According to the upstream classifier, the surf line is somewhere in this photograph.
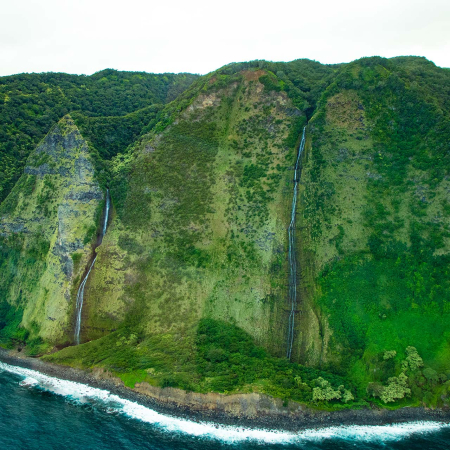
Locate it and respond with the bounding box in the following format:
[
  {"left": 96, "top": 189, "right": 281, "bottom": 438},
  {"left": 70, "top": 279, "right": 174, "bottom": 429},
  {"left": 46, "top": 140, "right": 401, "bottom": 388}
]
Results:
[
  {"left": 0, "top": 360, "right": 447, "bottom": 444},
  {"left": 74, "top": 188, "right": 111, "bottom": 345}
]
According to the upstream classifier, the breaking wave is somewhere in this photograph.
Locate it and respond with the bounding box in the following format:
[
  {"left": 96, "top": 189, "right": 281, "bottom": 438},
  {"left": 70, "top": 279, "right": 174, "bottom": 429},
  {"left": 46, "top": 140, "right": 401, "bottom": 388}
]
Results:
[{"left": 0, "top": 361, "right": 447, "bottom": 445}]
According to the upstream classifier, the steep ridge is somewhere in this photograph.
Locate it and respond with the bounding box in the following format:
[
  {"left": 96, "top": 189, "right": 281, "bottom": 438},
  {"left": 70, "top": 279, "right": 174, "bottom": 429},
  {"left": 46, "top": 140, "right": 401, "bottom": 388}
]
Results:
[
  {"left": 78, "top": 68, "right": 307, "bottom": 351},
  {"left": 1, "top": 57, "right": 450, "bottom": 410},
  {"left": 0, "top": 70, "right": 199, "bottom": 203},
  {"left": 43, "top": 68, "right": 358, "bottom": 404},
  {"left": 0, "top": 116, "right": 104, "bottom": 349}
]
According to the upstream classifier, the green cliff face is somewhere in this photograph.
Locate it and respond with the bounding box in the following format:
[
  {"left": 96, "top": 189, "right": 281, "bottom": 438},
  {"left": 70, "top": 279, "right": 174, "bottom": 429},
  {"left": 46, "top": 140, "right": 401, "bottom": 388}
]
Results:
[
  {"left": 297, "top": 57, "right": 450, "bottom": 398},
  {"left": 2, "top": 57, "right": 450, "bottom": 409},
  {"left": 81, "top": 69, "right": 305, "bottom": 351},
  {"left": 0, "top": 116, "right": 103, "bottom": 349},
  {"left": 0, "top": 70, "right": 199, "bottom": 203}
]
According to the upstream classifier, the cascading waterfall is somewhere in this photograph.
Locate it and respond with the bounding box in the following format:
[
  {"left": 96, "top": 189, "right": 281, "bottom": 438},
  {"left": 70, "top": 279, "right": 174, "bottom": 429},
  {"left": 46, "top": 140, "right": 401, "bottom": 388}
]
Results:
[
  {"left": 74, "top": 257, "right": 97, "bottom": 345},
  {"left": 101, "top": 188, "right": 110, "bottom": 240},
  {"left": 286, "top": 127, "right": 306, "bottom": 360},
  {"left": 74, "top": 189, "right": 110, "bottom": 345}
]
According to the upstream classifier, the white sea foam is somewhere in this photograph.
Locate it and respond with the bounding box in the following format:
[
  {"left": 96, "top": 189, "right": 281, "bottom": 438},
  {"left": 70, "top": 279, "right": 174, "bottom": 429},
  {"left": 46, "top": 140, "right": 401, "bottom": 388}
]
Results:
[{"left": 0, "top": 361, "right": 447, "bottom": 444}]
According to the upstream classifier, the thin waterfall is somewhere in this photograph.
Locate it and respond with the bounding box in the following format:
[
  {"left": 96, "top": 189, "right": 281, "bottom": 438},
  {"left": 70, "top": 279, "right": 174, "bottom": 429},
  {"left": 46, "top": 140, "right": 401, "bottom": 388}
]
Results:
[
  {"left": 74, "top": 257, "right": 96, "bottom": 345},
  {"left": 286, "top": 127, "right": 306, "bottom": 360},
  {"left": 101, "top": 188, "right": 110, "bottom": 242},
  {"left": 74, "top": 189, "right": 110, "bottom": 345}
]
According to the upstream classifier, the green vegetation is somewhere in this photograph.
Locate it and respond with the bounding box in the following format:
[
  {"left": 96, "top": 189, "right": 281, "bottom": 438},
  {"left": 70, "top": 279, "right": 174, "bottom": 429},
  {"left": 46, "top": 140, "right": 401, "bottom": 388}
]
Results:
[
  {"left": 93, "top": 65, "right": 306, "bottom": 356},
  {"left": 71, "top": 105, "right": 163, "bottom": 159},
  {"left": 46, "top": 316, "right": 450, "bottom": 408},
  {"left": 0, "top": 233, "right": 47, "bottom": 352},
  {"left": 299, "top": 56, "right": 450, "bottom": 407},
  {"left": 215, "top": 59, "right": 337, "bottom": 116},
  {"left": 2, "top": 56, "right": 450, "bottom": 411},
  {"left": 0, "top": 116, "right": 105, "bottom": 346},
  {"left": 0, "top": 70, "right": 199, "bottom": 202},
  {"left": 46, "top": 319, "right": 354, "bottom": 408}
]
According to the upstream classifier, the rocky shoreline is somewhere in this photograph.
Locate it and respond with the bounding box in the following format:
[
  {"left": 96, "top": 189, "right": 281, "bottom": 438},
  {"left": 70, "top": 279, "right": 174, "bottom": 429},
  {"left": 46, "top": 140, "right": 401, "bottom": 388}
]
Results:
[{"left": 0, "top": 348, "right": 449, "bottom": 432}]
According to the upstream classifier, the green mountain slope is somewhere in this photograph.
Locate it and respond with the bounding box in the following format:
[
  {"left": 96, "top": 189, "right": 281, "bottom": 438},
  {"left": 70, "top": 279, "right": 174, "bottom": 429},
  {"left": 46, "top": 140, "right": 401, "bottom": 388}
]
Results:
[
  {"left": 297, "top": 56, "right": 450, "bottom": 402},
  {"left": 85, "top": 68, "right": 306, "bottom": 350},
  {"left": 71, "top": 105, "right": 162, "bottom": 160},
  {"left": 1, "top": 57, "right": 450, "bottom": 410},
  {"left": 0, "top": 70, "right": 199, "bottom": 202},
  {"left": 0, "top": 116, "right": 104, "bottom": 350}
]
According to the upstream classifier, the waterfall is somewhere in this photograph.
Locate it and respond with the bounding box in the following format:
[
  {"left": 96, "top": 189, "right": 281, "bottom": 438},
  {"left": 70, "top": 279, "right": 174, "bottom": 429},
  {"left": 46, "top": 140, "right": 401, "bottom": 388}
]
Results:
[
  {"left": 100, "top": 188, "right": 110, "bottom": 243},
  {"left": 74, "top": 189, "right": 110, "bottom": 345},
  {"left": 74, "top": 256, "right": 96, "bottom": 345},
  {"left": 286, "top": 127, "right": 306, "bottom": 360}
]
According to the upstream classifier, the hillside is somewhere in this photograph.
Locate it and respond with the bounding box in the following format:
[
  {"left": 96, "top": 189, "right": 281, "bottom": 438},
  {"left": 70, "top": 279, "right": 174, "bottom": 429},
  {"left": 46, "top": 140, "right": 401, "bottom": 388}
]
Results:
[
  {"left": 0, "top": 116, "right": 103, "bottom": 350},
  {"left": 0, "top": 70, "right": 199, "bottom": 203},
  {"left": 1, "top": 57, "right": 450, "bottom": 410}
]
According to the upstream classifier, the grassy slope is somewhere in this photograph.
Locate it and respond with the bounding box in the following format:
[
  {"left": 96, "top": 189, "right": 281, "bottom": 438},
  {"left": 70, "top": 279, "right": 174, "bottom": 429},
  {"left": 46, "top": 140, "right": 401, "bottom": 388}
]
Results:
[
  {"left": 0, "top": 116, "right": 104, "bottom": 349},
  {"left": 46, "top": 69, "right": 360, "bottom": 406},
  {"left": 78, "top": 69, "right": 305, "bottom": 351}
]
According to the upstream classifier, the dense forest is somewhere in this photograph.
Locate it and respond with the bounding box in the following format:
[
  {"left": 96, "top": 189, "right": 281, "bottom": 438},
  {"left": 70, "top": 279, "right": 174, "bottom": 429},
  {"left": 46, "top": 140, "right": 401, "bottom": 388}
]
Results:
[{"left": 1, "top": 56, "right": 450, "bottom": 411}]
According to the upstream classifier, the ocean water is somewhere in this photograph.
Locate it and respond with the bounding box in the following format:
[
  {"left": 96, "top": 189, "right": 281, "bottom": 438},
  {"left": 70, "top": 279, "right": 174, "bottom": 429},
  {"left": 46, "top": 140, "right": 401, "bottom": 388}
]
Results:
[{"left": 0, "top": 362, "right": 449, "bottom": 449}]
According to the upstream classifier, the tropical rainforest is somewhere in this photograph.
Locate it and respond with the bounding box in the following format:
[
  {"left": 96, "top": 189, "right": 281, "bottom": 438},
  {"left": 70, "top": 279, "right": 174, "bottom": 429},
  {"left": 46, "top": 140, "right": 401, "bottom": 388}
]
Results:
[{"left": 1, "top": 57, "right": 450, "bottom": 411}]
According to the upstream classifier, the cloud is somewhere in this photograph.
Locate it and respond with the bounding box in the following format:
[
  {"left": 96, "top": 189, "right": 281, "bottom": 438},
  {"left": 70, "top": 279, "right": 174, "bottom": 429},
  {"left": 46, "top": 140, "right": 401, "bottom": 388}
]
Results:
[{"left": 1, "top": 0, "right": 449, "bottom": 76}]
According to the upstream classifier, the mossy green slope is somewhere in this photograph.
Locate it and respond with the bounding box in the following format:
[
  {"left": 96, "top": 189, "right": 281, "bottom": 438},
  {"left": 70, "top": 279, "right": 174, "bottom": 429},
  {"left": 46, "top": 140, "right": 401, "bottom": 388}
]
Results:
[
  {"left": 45, "top": 68, "right": 361, "bottom": 407},
  {"left": 297, "top": 56, "right": 450, "bottom": 403},
  {"left": 3, "top": 56, "right": 450, "bottom": 410},
  {"left": 0, "top": 115, "right": 104, "bottom": 348}
]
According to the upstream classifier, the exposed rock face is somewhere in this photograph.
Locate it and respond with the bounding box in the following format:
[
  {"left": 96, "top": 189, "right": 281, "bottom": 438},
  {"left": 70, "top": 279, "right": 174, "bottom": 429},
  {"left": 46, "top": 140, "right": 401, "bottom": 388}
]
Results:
[
  {"left": 0, "top": 116, "right": 103, "bottom": 344},
  {"left": 0, "top": 220, "right": 28, "bottom": 236},
  {"left": 133, "top": 381, "right": 299, "bottom": 418}
]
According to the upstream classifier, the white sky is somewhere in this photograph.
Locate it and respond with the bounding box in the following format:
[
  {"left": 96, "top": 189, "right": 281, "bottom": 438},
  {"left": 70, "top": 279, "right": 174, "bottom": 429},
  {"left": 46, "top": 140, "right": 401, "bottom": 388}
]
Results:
[{"left": 1, "top": 0, "right": 450, "bottom": 76}]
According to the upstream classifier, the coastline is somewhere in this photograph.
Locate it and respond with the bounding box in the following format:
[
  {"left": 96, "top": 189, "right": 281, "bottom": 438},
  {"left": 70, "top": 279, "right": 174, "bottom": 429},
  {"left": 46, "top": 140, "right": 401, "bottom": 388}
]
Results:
[{"left": 0, "top": 348, "right": 449, "bottom": 432}]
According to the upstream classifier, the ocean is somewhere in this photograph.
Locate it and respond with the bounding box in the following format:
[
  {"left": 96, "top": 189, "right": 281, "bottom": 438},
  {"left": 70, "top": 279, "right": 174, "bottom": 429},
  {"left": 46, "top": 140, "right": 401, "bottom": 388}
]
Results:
[{"left": 0, "top": 361, "right": 449, "bottom": 450}]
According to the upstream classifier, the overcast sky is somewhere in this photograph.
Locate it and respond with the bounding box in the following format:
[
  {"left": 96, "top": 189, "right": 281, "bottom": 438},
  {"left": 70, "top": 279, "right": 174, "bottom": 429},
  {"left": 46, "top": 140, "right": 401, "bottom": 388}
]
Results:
[{"left": 1, "top": 0, "right": 449, "bottom": 76}]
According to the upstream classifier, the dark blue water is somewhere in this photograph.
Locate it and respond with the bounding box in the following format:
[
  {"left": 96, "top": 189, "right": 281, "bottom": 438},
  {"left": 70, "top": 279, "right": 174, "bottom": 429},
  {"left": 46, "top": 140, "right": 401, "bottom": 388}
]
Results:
[{"left": 0, "top": 362, "right": 449, "bottom": 449}]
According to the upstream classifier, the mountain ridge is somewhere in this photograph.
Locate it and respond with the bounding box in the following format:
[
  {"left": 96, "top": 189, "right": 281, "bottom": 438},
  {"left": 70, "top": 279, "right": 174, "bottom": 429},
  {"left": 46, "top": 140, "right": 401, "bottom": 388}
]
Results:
[
  {"left": 0, "top": 69, "right": 200, "bottom": 202},
  {"left": 1, "top": 56, "right": 450, "bottom": 410}
]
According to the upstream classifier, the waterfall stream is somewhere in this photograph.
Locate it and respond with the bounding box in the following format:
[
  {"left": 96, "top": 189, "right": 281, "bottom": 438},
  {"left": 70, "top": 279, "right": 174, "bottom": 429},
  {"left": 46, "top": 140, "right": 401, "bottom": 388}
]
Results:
[
  {"left": 286, "top": 127, "right": 306, "bottom": 360},
  {"left": 74, "top": 189, "right": 110, "bottom": 345}
]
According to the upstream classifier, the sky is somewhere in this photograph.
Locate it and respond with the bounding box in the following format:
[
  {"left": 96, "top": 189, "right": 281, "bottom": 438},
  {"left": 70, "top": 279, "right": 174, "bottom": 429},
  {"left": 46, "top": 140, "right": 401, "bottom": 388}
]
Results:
[{"left": 1, "top": 0, "right": 450, "bottom": 76}]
